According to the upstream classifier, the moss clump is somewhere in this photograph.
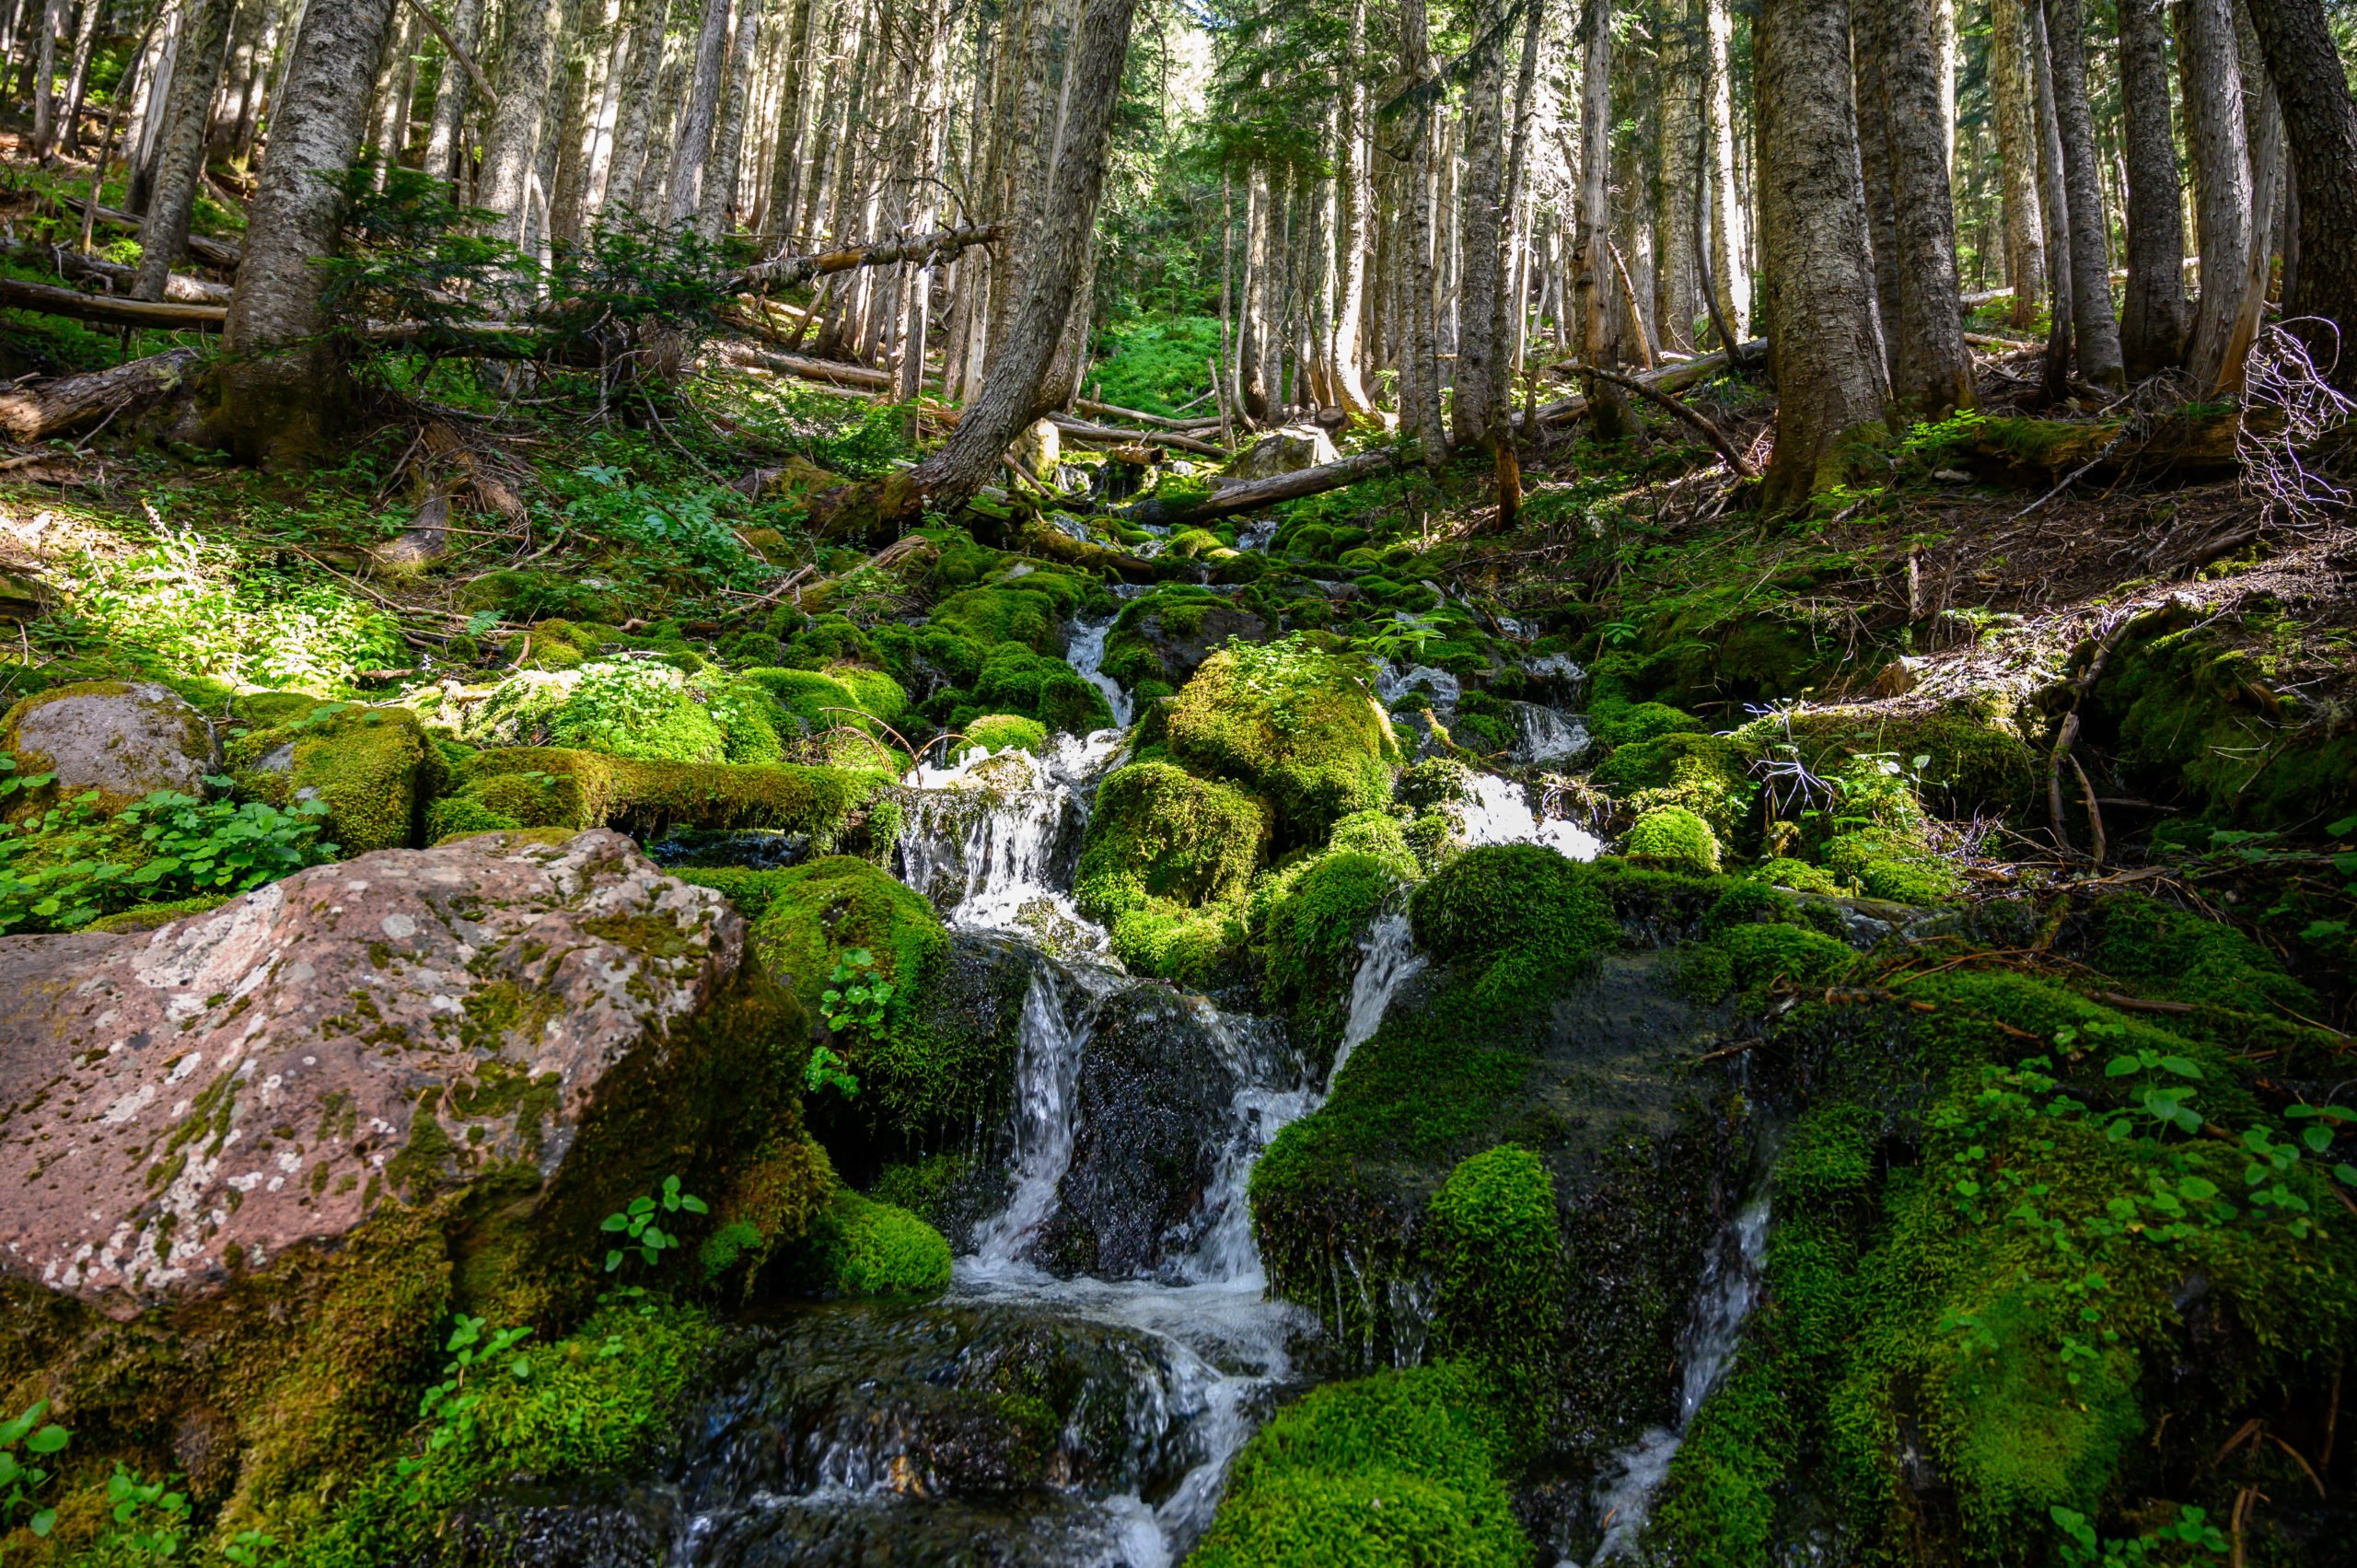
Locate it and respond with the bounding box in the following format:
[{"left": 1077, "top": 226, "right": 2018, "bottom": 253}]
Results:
[
  {"left": 80, "top": 891, "right": 234, "bottom": 933},
  {"left": 1190, "top": 1364, "right": 1527, "bottom": 1568},
  {"left": 1425, "top": 1145, "right": 1562, "bottom": 1423},
  {"left": 1591, "top": 730, "right": 1753, "bottom": 846},
  {"left": 1821, "top": 823, "right": 1964, "bottom": 902},
  {"left": 424, "top": 748, "right": 887, "bottom": 848},
  {"left": 1075, "top": 761, "right": 1268, "bottom": 980},
  {"left": 1674, "top": 921, "right": 1857, "bottom": 1003},
  {"left": 227, "top": 701, "right": 448, "bottom": 854},
  {"left": 1745, "top": 855, "right": 1845, "bottom": 895},
  {"left": 1625, "top": 804, "right": 1723, "bottom": 874},
  {"left": 955, "top": 713, "right": 1049, "bottom": 759},
  {"left": 795, "top": 1189, "right": 954, "bottom": 1295},
  {"left": 1409, "top": 842, "right": 1619, "bottom": 997},
  {"left": 2085, "top": 890, "right": 2315, "bottom": 1018},
  {"left": 1736, "top": 696, "right": 2039, "bottom": 819},
  {"left": 1163, "top": 635, "right": 1398, "bottom": 848},
  {"left": 1250, "top": 834, "right": 1415, "bottom": 1060},
  {"left": 926, "top": 574, "right": 1092, "bottom": 651}
]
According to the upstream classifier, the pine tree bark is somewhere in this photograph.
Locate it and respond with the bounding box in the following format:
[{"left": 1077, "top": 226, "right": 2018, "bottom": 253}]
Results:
[
  {"left": 206, "top": 0, "right": 401, "bottom": 465},
  {"left": 1756, "top": 0, "right": 1889, "bottom": 510},
  {"left": 697, "top": 0, "right": 765, "bottom": 237},
  {"left": 1397, "top": 0, "right": 1444, "bottom": 464},
  {"left": 599, "top": 0, "right": 670, "bottom": 215},
  {"left": 1449, "top": 0, "right": 1506, "bottom": 447},
  {"left": 1573, "top": 0, "right": 1624, "bottom": 436},
  {"left": 2178, "top": 0, "right": 2251, "bottom": 387},
  {"left": 662, "top": 0, "right": 732, "bottom": 226},
  {"left": 1326, "top": 0, "right": 1373, "bottom": 413},
  {"left": 761, "top": 0, "right": 818, "bottom": 242},
  {"left": 132, "top": 0, "right": 236, "bottom": 300},
  {"left": 422, "top": 0, "right": 486, "bottom": 180},
  {"left": 28, "top": 0, "right": 62, "bottom": 157},
  {"left": 1655, "top": 0, "right": 1702, "bottom": 354},
  {"left": 1852, "top": 23, "right": 1900, "bottom": 376},
  {"left": 2043, "top": 0, "right": 2125, "bottom": 387},
  {"left": 56, "top": 0, "right": 101, "bottom": 157},
  {"left": 1701, "top": 0, "right": 1747, "bottom": 337},
  {"left": 2027, "top": 0, "right": 2074, "bottom": 395},
  {"left": 2241, "top": 0, "right": 2357, "bottom": 393},
  {"left": 479, "top": 0, "right": 566, "bottom": 243},
  {"left": 2118, "top": 0, "right": 2186, "bottom": 375},
  {"left": 1860, "top": 0, "right": 1974, "bottom": 416},
  {"left": 1991, "top": 0, "right": 2046, "bottom": 330}
]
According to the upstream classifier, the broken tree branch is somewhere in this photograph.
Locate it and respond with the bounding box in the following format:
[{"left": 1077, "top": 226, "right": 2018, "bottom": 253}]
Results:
[
  {"left": 1585, "top": 366, "right": 1758, "bottom": 476},
  {"left": 399, "top": 0, "right": 498, "bottom": 110},
  {"left": 733, "top": 224, "right": 1004, "bottom": 292}
]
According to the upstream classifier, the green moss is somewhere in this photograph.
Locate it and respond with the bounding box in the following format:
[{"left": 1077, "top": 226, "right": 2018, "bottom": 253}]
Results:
[
  {"left": 1736, "top": 697, "right": 2040, "bottom": 818},
  {"left": 2085, "top": 890, "right": 2315, "bottom": 1017},
  {"left": 1190, "top": 1364, "right": 1527, "bottom": 1568},
  {"left": 1625, "top": 805, "right": 1723, "bottom": 874},
  {"left": 428, "top": 748, "right": 887, "bottom": 848},
  {"left": 1591, "top": 731, "right": 1753, "bottom": 847},
  {"left": 1163, "top": 636, "right": 1398, "bottom": 847},
  {"left": 927, "top": 575, "right": 1090, "bottom": 651},
  {"left": 1425, "top": 1145, "right": 1562, "bottom": 1427},
  {"left": 955, "top": 713, "right": 1049, "bottom": 759},
  {"left": 1587, "top": 694, "right": 1706, "bottom": 749},
  {"left": 80, "top": 892, "right": 234, "bottom": 933},
  {"left": 1076, "top": 761, "right": 1269, "bottom": 980},
  {"left": 1821, "top": 823, "right": 1963, "bottom": 903},
  {"left": 227, "top": 703, "right": 448, "bottom": 854},
  {"left": 1746, "top": 855, "right": 1845, "bottom": 895},
  {"left": 1251, "top": 846, "right": 1411, "bottom": 1052},
  {"left": 962, "top": 642, "right": 1114, "bottom": 736},
  {"left": 795, "top": 1189, "right": 954, "bottom": 1296}
]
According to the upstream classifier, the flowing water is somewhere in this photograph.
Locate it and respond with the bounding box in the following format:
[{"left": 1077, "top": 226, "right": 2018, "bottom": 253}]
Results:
[
  {"left": 1064, "top": 614, "right": 1134, "bottom": 727},
  {"left": 1457, "top": 772, "right": 1604, "bottom": 861},
  {"left": 1580, "top": 1191, "right": 1773, "bottom": 1563}
]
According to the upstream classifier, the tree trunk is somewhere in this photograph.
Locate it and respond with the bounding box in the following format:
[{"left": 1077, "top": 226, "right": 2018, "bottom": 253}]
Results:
[
  {"left": 1756, "top": 0, "right": 1889, "bottom": 510},
  {"left": 886, "top": 0, "right": 1137, "bottom": 521},
  {"left": 1991, "top": 0, "right": 2047, "bottom": 330},
  {"left": 1398, "top": 0, "right": 1444, "bottom": 465},
  {"left": 2027, "top": 0, "right": 2075, "bottom": 396},
  {"left": 1326, "top": 0, "right": 1373, "bottom": 413},
  {"left": 697, "top": 0, "right": 764, "bottom": 237},
  {"left": 2118, "top": 0, "right": 2187, "bottom": 375},
  {"left": 2241, "top": 0, "right": 2357, "bottom": 393},
  {"left": 1573, "top": 0, "right": 1624, "bottom": 436},
  {"left": 1492, "top": 0, "right": 1542, "bottom": 437},
  {"left": 761, "top": 0, "right": 817, "bottom": 242},
  {"left": 28, "top": 0, "right": 62, "bottom": 157},
  {"left": 132, "top": 0, "right": 237, "bottom": 301},
  {"left": 1852, "top": 18, "right": 1900, "bottom": 377},
  {"left": 660, "top": 0, "right": 730, "bottom": 226},
  {"left": 2214, "top": 32, "right": 2282, "bottom": 396},
  {"left": 1241, "top": 162, "right": 1272, "bottom": 421},
  {"left": 1701, "top": 0, "right": 1748, "bottom": 337},
  {"left": 598, "top": 0, "right": 670, "bottom": 215},
  {"left": 2044, "top": 0, "right": 2125, "bottom": 387},
  {"left": 2178, "top": 0, "right": 2251, "bottom": 387},
  {"left": 1860, "top": 0, "right": 1974, "bottom": 416},
  {"left": 479, "top": 0, "right": 566, "bottom": 243},
  {"left": 422, "top": 0, "right": 487, "bottom": 180},
  {"left": 1449, "top": 0, "right": 1505, "bottom": 447},
  {"left": 207, "top": 0, "right": 402, "bottom": 466},
  {"left": 56, "top": 0, "right": 100, "bottom": 157},
  {"left": 1655, "top": 0, "right": 1702, "bottom": 353}
]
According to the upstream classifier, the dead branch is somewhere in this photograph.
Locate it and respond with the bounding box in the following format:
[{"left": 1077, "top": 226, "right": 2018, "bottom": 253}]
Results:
[
  {"left": 0, "top": 276, "right": 226, "bottom": 330},
  {"left": 733, "top": 224, "right": 1004, "bottom": 292},
  {"left": 1585, "top": 365, "right": 1759, "bottom": 476}
]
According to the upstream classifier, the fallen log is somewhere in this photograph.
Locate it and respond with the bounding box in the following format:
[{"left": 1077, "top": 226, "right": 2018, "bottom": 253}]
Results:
[
  {"left": 1050, "top": 414, "right": 1224, "bottom": 458},
  {"left": 59, "top": 197, "right": 241, "bottom": 270},
  {"left": 0, "top": 346, "right": 206, "bottom": 440},
  {"left": 1129, "top": 447, "right": 1410, "bottom": 528},
  {"left": 0, "top": 276, "right": 226, "bottom": 331},
  {"left": 1523, "top": 339, "right": 1766, "bottom": 428},
  {"left": 1585, "top": 366, "right": 1758, "bottom": 477},
  {"left": 5, "top": 244, "right": 230, "bottom": 304},
  {"left": 733, "top": 224, "right": 1003, "bottom": 292}
]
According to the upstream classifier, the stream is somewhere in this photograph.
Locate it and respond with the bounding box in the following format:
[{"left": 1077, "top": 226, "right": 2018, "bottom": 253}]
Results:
[{"left": 489, "top": 622, "right": 1732, "bottom": 1566}]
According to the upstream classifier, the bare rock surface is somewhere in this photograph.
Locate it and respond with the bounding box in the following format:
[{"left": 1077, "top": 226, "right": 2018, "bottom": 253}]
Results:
[
  {"left": 1, "top": 679, "right": 219, "bottom": 806},
  {"left": 1216, "top": 424, "right": 1337, "bottom": 483},
  {"left": 0, "top": 829, "right": 742, "bottom": 1318}
]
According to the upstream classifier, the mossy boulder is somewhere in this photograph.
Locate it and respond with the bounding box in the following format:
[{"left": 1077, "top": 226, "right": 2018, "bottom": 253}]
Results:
[
  {"left": 1, "top": 679, "right": 220, "bottom": 813},
  {"left": 1625, "top": 805, "right": 1724, "bottom": 874},
  {"left": 955, "top": 714, "right": 1048, "bottom": 759},
  {"left": 1100, "top": 583, "right": 1273, "bottom": 692},
  {"left": 1077, "top": 761, "right": 1268, "bottom": 914},
  {"left": 1733, "top": 695, "right": 2040, "bottom": 819},
  {"left": 1590, "top": 730, "right": 1754, "bottom": 847},
  {"left": 226, "top": 700, "right": 448, "bottom": 854},
  {"left": 1163, "top": 636, "right": 1398, "bottom": 848},
  {"left": 792, "top": 1188, "right": 954, "bottom": 1296}
]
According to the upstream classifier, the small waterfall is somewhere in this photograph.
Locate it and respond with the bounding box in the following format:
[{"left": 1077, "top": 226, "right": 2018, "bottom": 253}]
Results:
[
  {"left": 1237, "top": 517, "right": 1278, "bottom": 552},
  {"left": 1510, "top": 703, "right": 1592, "bottom": 768},
  {"left": 1376, "top": 661, "right": 1462, "bottom": 714},
  {"left": 1457, "top": 772, "right": 1603, "bottom": 861},
  {"left": 1584, "top": 1193, "right": 1773, "bottom": 1563},
  {"left": 896, "top": 732, "right": 1124, "bottom": 957},
  {"left": 1066, "top": 614, "right": 1134, "bottom": 727},
  {"left": 969, "top": 966, "right": 1095, "bottom": 1269},
  {"left": 1333, "top": 911, "right": 1424, "bottom": 1085}
]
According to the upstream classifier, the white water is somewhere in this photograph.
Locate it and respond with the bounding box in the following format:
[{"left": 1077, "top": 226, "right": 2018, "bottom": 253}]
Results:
[
  {"left": 1066, "top": 613, "right": 1134, "bottom": 727},
  {"left": 969, "top": 964, "right": 1098, "bottom": 1267},
  {"left": 1512, "top": 702, "right": 1593, "bottom": 767},
  {"left": 1584, "top": 1193, "right": 1773, "bottom": 1563},
  {"left": 1238, "top": 517, "right": 1279, "bottom": 552},
  {"left": 1334, "top": 910, "right": 1424, "bottom": 1084},
  {"left": 896, "top": 731, "right": 1125, "bottom": 957},
  {"left": 1377, "top": 660, "right": 1463, "bottom": 713},
  {"left": 1457, "top": 772, "right": 1604, "bottom": 861}
]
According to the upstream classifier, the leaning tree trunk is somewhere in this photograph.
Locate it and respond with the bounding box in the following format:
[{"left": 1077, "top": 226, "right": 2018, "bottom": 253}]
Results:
[
  {"left": 2242, "top": 0, "right": 2357, "bottom": 394},
  {"left": 2118, "top": 0, "right": 2187, "bottom": 376},
  {"left": 1860, "top": 0, "right": 1973, "bottom": 416},
  {"left": 874, "top": 0, "right": 1138, "bottom": 524},
  {"left": 1756, "top": 0, "right": 1890, "bottom": 511},
  {"left": 132, "top": 0, "right": 237, "bottom": 300},
  {"left": 1991, "top": 0, "right": 2047, "bottom": 331},
  {"left": 206, "top": 0, "right": 403, "bottom": 466},
  {"left": 423, "top": 0, "right": 488, "bottom": 181},
  {"left": 2179, "top": 0, "right": 2252, "bottom": 388},
  {"left": 1449, "top": 0, "right": 1506, "bottom": 449},
  {"left": 2044, "top": 0, "right": 2125, "bottom": 388}
]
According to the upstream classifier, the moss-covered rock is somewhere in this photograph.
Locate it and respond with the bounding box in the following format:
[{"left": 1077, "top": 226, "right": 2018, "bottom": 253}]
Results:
[
  {"left": 1163, "top": 636, "right": 1398, "bottom": 848},
  {"left": 1590, "top": 730, "right": 1754, "bottom": 847},
  {"left": 1, "top": 679, "right": 220, "bottom": 814},
  {"left": 425, "top": 748, "right": 888, "bottom": 848},
  {"left": 1625, "top": 804, "right": 1723, "bottom": 874},
  {"left": 1075, "top": 761, "right": 1268, "bottom": 980},
  {"left": 1426, "top": 1144, "right": 1562, "bottom": 1419},
  {"left": 791, "top": 1188, "right": 954, "bottom": 1296},
  {"left": 1736, "top": 695, "right": 2041, "bottom": 819},
  {"left": 227, "top": 700, "right": 448, "bottom": 854},
  {"left": 1100, "top": 583, "right": 1273, "bottom": 692},
  {"left": 1190, "top": 1364, "right": 1527, "bottom": 1568},
  {"left": 955, "top": 713, "right": 1048, "bottom": 759}
]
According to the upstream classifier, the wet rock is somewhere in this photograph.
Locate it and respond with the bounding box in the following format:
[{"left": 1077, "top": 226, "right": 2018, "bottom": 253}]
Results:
[
  {"left": 1032, "top": 983, "right": 1247, "bottom": 1279},
  {"left": 1118, "top": 599, "right": 1272, "bottom": 690},
  {"left": 0, "top": 829, "right": 741, "bottom": 1317},
  {"left": 1216, "top": 425, "right": 1337, "bottom": 483},
  {"left": 1, "top": 679, "right": 218, "bottom": 808}
]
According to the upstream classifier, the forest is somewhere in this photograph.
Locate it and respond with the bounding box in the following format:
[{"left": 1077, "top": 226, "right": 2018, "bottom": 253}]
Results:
[{"left": 0, "top": 0, "right": 2352, "bottom": 1562}]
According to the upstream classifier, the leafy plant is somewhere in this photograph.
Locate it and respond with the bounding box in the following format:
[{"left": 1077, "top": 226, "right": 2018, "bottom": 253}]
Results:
[
  {"left": 0, "top": 1400, "right": 69, "bottom": 1547},
  {"left": 218, "top": 1531, "right": 277, "bottom": 1567},
  {"left": 2051, "top": 1504, "right": 2228, "bottom": 1567},
  {"left": 100, "top": 1466, "right": 190, "bottom": 1562},
  {"left": 0, "top": 787, "right": 335, "bottom": 935},
  {"left": 804, "top": 1042, "right": 862, "bottom": 1100},
  {"left": 819, "top": 947, "right": 894, "bottom": 1035},
  {"left": 600, "top": 1175, "right": 708, "bottom": 1272},
  {"left": 398, "top": 1315, "right": 534, "bottom": 1480}
]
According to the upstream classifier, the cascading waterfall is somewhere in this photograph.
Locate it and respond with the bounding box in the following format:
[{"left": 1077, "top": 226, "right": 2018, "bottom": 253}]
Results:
[
  {"left": 1457, "top": 772, "right": 1604, "bottom": 860},
  {"left": 1581, "top": 1191, "right": 1773, "bottom": 1563},
  {"left": 1065, "top": 612, "right": 1134, "bottom": 726},
  {"left": 1334, "top": 910, "right": 1424, "bottom": 1083}
]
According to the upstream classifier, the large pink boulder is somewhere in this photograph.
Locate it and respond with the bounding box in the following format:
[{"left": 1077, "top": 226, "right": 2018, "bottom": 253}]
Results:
[{"left": 0, "top": 829, "right": 744, "bottom": 1318}]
